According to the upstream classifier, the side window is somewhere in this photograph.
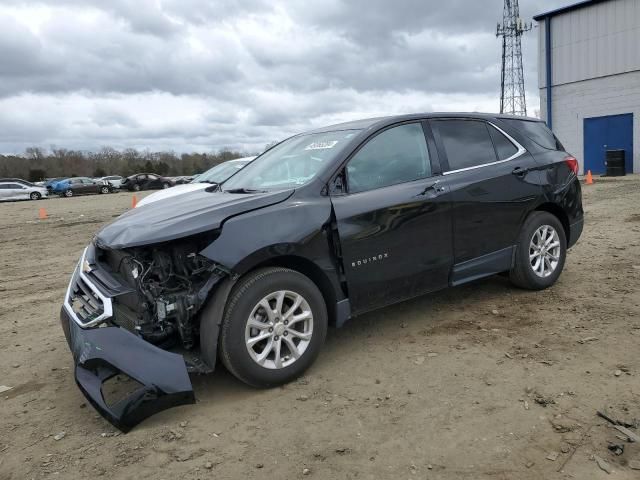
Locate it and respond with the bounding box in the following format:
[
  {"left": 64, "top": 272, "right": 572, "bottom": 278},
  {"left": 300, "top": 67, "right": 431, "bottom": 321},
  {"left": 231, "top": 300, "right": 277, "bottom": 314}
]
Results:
[
  {"left": 347, "top": 123, "right": 431, "bottom": 194},
  {"left": 435, "top": 120, "right": 497, "bottom": 172},
  {"left": 0, "top": 185, "right": 8, "bottom": 189},
  {"left": 502, "top": 119, "right": 563, "bottom": 150},
  {"left": 488, "top": 125, "right": 519, "bottom": 160}
]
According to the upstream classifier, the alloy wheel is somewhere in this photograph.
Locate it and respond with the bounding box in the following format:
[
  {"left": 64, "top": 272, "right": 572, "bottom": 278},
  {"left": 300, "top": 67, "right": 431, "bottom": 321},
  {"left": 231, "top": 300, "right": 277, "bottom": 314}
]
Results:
[
  {"left": 529, "top": 225, "right": 561, "bottom": 278},
  {"left": 245, "top": 290, "right": 313, "bottom": 370}
]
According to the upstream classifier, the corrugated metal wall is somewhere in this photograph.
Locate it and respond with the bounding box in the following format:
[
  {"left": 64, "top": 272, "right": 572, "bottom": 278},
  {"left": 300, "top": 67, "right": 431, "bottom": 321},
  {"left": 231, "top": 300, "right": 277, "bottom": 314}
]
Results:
[
  {"left": 539, "top": 0, "right": 640, "bottom": 88},
  {"left": 540, "top": 70, "right": 640, "bottom": 174}
]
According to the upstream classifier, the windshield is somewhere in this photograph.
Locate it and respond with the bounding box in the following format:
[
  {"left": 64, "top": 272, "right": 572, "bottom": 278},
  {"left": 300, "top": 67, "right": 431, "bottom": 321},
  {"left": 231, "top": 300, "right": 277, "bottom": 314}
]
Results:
[
  {"left": 223, "top": 130, "right": 360, "bottom": 191},
  {"left": 194, "top": 161, "right": 249, "bottom": 184}
]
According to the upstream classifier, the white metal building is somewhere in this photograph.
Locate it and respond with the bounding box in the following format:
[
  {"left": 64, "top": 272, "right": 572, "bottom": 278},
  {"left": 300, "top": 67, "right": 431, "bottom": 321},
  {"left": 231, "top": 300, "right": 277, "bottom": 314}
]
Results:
[{"left": 535, "top": 0, "right": 640, "bottom": 174}]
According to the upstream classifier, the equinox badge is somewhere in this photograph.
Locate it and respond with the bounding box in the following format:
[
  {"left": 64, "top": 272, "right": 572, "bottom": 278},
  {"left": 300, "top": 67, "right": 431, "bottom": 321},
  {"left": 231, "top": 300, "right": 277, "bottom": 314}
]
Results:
[{"left": 351, "top": 253, "right": 389, "bottom": 268}]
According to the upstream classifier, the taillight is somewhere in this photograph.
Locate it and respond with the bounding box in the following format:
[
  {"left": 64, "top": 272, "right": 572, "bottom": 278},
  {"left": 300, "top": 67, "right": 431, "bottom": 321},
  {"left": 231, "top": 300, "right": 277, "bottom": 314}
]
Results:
[{"left": 564, "top": 156, "right": 579, "bottom": 175}]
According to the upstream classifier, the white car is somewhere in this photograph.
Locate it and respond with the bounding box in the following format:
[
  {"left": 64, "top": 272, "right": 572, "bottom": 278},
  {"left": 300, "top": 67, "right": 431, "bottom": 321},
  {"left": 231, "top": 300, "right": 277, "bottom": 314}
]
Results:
[
  {"left": 0, "top": 181, "right": 49, "bottom": 201},
  {"left": 98, "top": 175, "right": 124, "bottom": 188},
  {"left": 136, "top": 157, "right": 255, "bottom": 207}
]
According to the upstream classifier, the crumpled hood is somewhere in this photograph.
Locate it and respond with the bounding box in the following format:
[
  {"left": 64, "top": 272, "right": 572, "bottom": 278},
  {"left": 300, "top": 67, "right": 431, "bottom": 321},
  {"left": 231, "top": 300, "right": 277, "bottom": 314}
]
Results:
[{"left": 96, "top": 188, "right": 294, "bottom": 249}]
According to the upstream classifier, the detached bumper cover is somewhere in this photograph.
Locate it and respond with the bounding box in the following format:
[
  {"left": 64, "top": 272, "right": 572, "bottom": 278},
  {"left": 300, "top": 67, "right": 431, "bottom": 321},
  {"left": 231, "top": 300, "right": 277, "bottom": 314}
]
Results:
[
  {"left": 60, "top": 248, "right": 194, "bottom": 432},
  {"left": 61, "top": 308, "right": 195, "bottom": 432}
]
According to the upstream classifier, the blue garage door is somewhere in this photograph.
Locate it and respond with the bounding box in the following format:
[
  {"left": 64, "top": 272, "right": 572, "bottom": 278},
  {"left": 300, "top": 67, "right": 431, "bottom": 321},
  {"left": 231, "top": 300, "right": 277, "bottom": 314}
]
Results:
[{"left": 584, "top": 113, "right": 633, "bottom": 174}]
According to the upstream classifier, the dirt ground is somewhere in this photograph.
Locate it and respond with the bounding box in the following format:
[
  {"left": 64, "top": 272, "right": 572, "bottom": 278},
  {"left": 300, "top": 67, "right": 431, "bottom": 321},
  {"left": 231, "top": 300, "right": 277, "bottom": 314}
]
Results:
[{"left": 1, "top": 179, "right": 640, "bottom": 480}]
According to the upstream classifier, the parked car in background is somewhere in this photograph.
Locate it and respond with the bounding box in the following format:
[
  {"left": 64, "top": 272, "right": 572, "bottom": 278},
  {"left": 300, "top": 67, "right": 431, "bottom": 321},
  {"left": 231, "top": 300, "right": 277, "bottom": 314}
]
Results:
[
  {"left": 172, "top": 176, "right": 195, "bottom": 185},
  {"left": 0, "top": 181, "right": 48, "bottom": 201},
  {"left": 52, "top": 177, "right": 113, "bottom": 197},
  {"left": 97, "top": 176, "right": 124, "bottom": 189},
  {"left": 44, "top": 177, "right": 69, "bottom": 192},
  {"left": 136, "top": 157, "right": 255, "bottom": 207},
  {"left": 121, "top": 173, "right": 175, "bottom": 191},
  {"left": 0, "top": 178, "right": 38, "bottom": 188}
]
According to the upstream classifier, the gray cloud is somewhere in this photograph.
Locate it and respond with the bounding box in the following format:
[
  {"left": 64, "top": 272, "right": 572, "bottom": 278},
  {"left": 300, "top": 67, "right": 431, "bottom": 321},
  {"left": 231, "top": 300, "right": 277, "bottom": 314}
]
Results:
[{"left": 0, "top": 0, "right": 569, "bottom": 154}]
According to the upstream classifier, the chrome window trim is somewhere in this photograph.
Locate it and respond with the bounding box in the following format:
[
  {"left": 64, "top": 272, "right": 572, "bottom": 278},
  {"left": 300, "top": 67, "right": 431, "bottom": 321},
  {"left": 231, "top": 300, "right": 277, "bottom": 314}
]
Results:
[
  {"left": 442, "top": 121, "right": 527, "bottom": 176},
  {"left": 63, "top": 247, "right": 113, "bottom": 328}
]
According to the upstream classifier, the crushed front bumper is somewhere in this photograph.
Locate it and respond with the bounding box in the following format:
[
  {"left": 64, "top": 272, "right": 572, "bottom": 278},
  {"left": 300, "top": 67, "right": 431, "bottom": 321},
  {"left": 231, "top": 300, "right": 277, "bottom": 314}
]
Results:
[{"left": 60, "top": 248, "right": 195, "bottom": 432}]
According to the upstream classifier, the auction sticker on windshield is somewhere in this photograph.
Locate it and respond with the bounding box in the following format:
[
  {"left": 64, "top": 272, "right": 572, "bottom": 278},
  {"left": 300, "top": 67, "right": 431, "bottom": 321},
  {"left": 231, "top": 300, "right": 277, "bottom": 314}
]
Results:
[{"left": 305, "top": 140, "right": 338, "bottom": 150}]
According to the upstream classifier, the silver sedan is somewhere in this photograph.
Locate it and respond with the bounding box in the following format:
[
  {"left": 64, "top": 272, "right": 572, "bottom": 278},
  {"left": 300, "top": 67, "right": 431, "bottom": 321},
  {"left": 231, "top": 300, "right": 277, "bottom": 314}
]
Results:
[{"left": 0, "top": 181, "right": 49, "bottom": 201}]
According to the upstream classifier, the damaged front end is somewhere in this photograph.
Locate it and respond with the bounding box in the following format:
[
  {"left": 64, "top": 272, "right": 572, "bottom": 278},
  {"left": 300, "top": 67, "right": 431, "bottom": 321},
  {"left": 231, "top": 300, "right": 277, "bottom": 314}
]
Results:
[{"left": 61, "top": 233, "right": 228, "bottom": 432}]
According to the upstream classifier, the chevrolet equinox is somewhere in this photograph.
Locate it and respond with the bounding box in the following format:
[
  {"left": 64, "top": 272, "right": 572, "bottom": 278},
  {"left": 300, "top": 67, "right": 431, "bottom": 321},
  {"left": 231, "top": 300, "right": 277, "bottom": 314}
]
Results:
[{"left": 60, "top": 113, "right": 584, "bottom": 431}]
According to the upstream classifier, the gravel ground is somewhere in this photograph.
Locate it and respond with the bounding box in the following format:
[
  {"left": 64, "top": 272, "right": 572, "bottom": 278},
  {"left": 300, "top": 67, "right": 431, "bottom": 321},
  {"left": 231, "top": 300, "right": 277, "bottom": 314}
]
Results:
[{"left": 1, "top": 179, "right": 640, "bottom": 479}]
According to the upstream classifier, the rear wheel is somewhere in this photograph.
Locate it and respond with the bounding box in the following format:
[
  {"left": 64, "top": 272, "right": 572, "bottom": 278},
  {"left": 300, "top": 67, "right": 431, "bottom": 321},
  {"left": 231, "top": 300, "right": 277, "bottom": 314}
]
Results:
[
  {"left": 218, "top": 268, "right": 327, "bottom": 388},
  {"left": 132, "top": 184, "right": 141, "bottom": 191},
  {"left": 64, "top": 189, "right": 73, "bottom": 197},
  {"left": 162, "top": 182, "right": 170, "bottom": 189},
  {"left": 30, "top": 192, "right": 41, "bottom": 200},
  {"left": 100, "top": 186, "right": 110, "bottom": 194},
  {"left": 510, "top": 211, "right": 567, "bottom": 290}
]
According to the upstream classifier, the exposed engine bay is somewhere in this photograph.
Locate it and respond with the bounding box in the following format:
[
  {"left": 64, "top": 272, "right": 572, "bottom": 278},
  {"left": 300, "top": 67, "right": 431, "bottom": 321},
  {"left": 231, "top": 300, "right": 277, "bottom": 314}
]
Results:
[{"left": 96, "top": 236, "right": 226, "bottom": 350}]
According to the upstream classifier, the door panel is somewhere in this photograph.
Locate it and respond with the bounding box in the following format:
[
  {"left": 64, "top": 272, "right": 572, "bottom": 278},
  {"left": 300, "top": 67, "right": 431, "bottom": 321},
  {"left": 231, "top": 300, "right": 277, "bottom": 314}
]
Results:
[
  {"left": 79, "top": 180, "right": 92, "bottom": 194},
  {"left": 584, "top": 113, "right": 633, "bottom": 174},
  {"left": 431, "top": 119, "right": 542, "bottom": 263},
  {"left": 331, "top": 181, "right": 452, "bottom": 313},
  {"left": 443, "top": 159, "right": 541, "bottom": 262},
  {"left": 331, "top": 122, "right": 452, "bottom": 314}
]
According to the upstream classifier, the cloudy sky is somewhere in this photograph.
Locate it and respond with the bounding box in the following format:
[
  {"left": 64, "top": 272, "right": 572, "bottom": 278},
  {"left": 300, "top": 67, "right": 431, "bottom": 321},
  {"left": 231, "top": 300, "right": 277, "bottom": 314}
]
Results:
[{"left": 0, "top": 0, "right": 569, "bottom": 154}]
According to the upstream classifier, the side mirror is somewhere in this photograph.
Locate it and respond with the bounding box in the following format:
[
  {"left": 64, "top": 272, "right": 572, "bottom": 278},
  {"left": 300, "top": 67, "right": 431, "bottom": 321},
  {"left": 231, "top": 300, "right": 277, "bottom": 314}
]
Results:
[{"left": 330, "top": 172, "right": 346, "bottom": 194}]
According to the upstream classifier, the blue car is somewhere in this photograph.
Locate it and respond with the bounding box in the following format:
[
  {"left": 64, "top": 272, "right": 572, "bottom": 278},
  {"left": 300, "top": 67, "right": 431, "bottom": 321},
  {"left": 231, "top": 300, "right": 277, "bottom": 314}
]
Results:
[{"left": 44, "top": 177, "right": 68, "bottom": 192}]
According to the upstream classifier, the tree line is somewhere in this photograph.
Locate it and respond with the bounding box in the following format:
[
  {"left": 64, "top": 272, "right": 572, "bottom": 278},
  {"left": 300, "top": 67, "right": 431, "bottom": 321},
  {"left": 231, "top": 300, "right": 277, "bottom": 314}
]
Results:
[{"left": 0, "top": 147, "right": 256, "bottom": 182}]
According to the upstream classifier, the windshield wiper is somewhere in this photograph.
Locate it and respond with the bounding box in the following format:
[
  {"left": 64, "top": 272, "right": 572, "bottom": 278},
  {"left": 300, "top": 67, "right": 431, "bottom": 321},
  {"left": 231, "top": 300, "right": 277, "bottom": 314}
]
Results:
[{"left": 224, "top": 188, "right": 266, "bottom": 194}]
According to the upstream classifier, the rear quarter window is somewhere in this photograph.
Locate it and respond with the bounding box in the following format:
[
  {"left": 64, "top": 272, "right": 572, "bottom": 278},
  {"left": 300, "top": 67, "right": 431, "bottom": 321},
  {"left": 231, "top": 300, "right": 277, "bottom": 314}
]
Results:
[{"left": 502, "top": 119, "right": 564, "bottom": 151}]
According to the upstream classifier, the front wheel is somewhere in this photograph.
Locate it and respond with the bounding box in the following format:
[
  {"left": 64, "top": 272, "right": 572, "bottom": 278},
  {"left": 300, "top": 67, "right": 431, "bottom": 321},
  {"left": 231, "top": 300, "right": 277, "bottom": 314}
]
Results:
[
  {"left": 218, "top": 268, "right": 327, "bottom": 388},
  {"left": 162, "top": 183, "right": 170, "bottom": 189},
  {"left": 132, "top": 184, "right": 141, "bottom": 192},
  {"left": 64, "top": 189, "right": 73, "bottom": 197},
  {"left": 510, "top": 211, "right": 567, "bottom": 290},
  {"left": 30, "top": 192, "right": 41, "bottom": 200}
]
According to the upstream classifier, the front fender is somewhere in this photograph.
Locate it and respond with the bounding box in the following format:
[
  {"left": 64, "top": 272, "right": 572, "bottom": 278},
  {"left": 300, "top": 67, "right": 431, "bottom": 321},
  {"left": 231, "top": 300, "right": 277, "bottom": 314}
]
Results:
[{"left": 200, "top": 195, "right": 336, "bottom": 276}]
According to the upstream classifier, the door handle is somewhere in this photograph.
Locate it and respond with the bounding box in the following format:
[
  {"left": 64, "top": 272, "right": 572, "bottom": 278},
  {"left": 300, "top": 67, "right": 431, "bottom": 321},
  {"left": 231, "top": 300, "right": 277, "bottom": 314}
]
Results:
[
  {"left": 418, "top": 180, "right": 446, "bottom": 196},
  {"left": 511, "top": 166, "right": 529, "bottom": 177}
]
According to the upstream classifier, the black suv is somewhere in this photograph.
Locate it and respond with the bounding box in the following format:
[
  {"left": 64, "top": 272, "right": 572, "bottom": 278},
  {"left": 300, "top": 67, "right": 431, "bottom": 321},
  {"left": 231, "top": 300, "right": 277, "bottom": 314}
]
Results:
[{"left": 60, "top": 113, "right": 583, "bottom": 431}]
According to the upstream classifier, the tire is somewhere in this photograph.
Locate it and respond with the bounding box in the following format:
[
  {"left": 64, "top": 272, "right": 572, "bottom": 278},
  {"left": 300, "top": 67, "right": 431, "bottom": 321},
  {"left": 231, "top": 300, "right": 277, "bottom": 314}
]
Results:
[
  {"left": 162, "top": 183, "right": 170, "bottom": 189},
  {"left": 30, "top": 192, "right": 41, "bottom": 200},
  {"left": 218, "top": 267, "right": 327, "bottom": 388},
  {"left": 510, "top": 211, "right": 567, "bottom": 290},
  {"left": 64, "top": 189, "right": 73, "bottom": 197},
  {"left": 132, "top": 184, "right": 141, "bottom": 192}
]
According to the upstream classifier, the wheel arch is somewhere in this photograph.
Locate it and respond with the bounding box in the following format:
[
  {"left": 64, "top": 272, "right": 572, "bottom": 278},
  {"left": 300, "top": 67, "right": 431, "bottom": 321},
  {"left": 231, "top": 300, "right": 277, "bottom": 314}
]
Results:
[
  {"left": 238, "top": 254, "right": 342, "bottom": 326},
  {"left": 532, "top": 202, "right": 570, "bottom": 244},
  {"left": 198, "top": 254, "right": 344, "bottom": 371}
]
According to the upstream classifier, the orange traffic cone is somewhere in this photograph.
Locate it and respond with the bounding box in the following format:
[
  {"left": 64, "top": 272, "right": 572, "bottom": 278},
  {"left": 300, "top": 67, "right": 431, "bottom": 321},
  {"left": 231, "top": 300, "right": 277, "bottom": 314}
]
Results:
[
  {"left": 38, "top": 207, "right": 48, "bottom": 220},
  {"left": 131, "top": 194, "right": 138, "bottom": 208},
  {"left": 585, "top": 170, "right": 594, "bottom": 185}
]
